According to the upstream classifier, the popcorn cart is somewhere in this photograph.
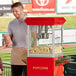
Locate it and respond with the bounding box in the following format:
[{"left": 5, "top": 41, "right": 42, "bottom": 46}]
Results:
[{"left": 24, "top": 17, "right": 66, "bottom": 76}]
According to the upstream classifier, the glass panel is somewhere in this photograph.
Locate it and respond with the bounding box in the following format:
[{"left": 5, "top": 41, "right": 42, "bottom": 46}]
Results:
[
  {"left": 54, "top": 25, "right": 62, "bottom": 54},
  {"left": 27, "top": 25, "right": 63, "bottom": 57},
  {"left": 29, "top": 25, "right": 52, "bottom": 54}
]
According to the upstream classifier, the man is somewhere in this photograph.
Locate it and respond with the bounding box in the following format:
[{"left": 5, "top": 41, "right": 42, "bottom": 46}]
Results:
[
  {"left": 3, "top": 2, "right": 29, "bottom": 76},
  {"left": 4, "top": 2, "right": 37, "bottom": 76}
]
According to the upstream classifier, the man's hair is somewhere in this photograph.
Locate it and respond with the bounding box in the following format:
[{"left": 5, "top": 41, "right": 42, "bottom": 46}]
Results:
[{"left": 11, "top": 2, "right": 23, "bottom": 9}]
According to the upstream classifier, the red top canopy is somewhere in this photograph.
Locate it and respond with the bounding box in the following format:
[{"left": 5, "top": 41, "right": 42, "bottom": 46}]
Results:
[{"left": 24, "top": 17, "right": 66, "bottom": 26}]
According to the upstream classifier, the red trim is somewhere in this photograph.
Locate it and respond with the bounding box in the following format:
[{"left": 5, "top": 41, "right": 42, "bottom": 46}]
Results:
[{"left": 24, "top": 17, "right": 66, "bottom": 26}]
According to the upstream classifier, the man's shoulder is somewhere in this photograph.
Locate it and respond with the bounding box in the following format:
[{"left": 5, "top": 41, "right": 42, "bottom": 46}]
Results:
[
  {"left": 10, "top": 18, "right": 17, "bottom": 24},
  {"left": 8, "top": 19, "right": 17, "bottom": 28}
]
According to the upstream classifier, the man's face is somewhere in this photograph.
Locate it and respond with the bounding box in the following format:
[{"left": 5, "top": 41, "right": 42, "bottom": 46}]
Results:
[{"left": 12, "top": 6, "right": 23, "bottom": 19}]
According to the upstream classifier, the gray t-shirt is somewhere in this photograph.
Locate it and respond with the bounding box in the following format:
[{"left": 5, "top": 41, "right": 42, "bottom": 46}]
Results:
[{"left": 8, "top": 18, "right": 37, "bottom": 48}]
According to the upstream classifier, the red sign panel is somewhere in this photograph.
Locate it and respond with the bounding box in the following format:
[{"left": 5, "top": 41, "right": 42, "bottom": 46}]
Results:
[
  {"left": 27, "top": 57, "right": 63, "bottom": 76},
  {"left": 32, "top": 0, "right": 56, "bottom": 13}
]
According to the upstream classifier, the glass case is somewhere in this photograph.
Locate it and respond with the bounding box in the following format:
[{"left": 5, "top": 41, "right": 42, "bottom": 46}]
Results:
[
  {"left": 27, "top": 25, "right": 63, "bottom": 57},
  {"left": 24, "top": 17, "right": 66, "bottom": 57},
  {"left": 24, "top": 17, "right": 73, "bottom": 76}
]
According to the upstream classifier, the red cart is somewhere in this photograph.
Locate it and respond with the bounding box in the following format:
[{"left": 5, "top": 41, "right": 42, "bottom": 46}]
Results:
[{"left": 25, "top": 17, "right": 66, "bottom": 76}]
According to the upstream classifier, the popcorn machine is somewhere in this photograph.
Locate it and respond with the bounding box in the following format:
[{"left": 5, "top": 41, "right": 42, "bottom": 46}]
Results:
[{"left": 24, "top": 17, "right": 66, "bottom": 76}]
